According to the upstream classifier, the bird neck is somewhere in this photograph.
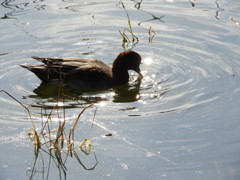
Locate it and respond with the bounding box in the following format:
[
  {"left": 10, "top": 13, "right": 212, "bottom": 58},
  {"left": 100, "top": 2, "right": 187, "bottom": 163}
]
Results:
[{"left": 112, "top": 69, "right": 129, "bottom": 85}]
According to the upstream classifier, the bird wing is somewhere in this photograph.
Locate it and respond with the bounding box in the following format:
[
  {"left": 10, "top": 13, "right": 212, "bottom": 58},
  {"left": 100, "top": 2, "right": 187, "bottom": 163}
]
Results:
[{"left": 30, "top": 56, "right": 111, "bottom": 82}]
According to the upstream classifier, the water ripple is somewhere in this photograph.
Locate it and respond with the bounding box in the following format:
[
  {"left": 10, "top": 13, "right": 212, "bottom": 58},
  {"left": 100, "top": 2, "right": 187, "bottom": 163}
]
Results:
[{"left": 0, "top": 1, "right": 240, "bottom": 179}]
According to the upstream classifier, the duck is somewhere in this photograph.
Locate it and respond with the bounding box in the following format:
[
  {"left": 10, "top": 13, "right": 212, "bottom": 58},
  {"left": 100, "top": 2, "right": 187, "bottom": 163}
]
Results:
[{"left": 20, "top": 50, "right": 142, "bottom": 89}]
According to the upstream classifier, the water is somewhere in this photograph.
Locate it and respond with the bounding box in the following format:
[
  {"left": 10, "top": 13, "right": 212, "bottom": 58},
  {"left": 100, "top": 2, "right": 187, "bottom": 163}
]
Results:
[{"left": 0, "top": 0, "right": 240, "bottom": 179}]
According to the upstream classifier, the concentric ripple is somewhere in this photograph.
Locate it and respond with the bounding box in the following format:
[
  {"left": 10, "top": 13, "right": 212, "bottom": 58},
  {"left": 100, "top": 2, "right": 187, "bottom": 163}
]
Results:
[
  {"left": 0, "top": 0, "right": 239, "bottom": 122},
  {"left": 0, "top": 0, "right": 240, "bottom": 179}
]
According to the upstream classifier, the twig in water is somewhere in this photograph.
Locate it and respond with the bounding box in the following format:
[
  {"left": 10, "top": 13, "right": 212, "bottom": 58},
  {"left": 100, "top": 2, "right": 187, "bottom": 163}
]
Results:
[{"left": 118, "top": 0, "right": 139, "bottom": 49}]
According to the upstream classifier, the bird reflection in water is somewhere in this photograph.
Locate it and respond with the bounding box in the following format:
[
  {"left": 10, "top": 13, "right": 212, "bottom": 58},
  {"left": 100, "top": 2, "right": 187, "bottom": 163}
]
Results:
[{"left": 28, "top": 74, "right": 142, "bottom": 106}]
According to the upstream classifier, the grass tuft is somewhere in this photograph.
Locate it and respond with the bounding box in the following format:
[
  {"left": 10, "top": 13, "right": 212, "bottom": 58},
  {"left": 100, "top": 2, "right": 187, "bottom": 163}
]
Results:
[{"left": 0, "top": 89, "right": 98, "bottom": 179}]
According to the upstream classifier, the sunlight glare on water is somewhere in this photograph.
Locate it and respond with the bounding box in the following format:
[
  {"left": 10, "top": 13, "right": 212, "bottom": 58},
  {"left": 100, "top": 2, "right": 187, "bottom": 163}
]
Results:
[
  {"left": 143, "top": 57, "right": 153, "bottom": 65},
  {"left": 0, "top": 0, "right": 240, "bottom": 180}
]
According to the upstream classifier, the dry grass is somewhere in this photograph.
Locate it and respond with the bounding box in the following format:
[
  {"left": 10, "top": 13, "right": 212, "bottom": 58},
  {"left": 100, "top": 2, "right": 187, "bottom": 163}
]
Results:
[
  {"left": 0, "top": 90, "right": 98, "bottom": 180},
  {"left": 118, "top": 0, "right": 139, "bottom": 48},
  {"left": 118, "top": 0, "right": 164, "bottom": 47}
]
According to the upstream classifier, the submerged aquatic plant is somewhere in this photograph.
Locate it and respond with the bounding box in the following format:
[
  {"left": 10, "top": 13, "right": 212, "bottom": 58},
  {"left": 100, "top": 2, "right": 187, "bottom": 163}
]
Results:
[{"left": 0, "top": 90, "right": 98, "bottom": 180}]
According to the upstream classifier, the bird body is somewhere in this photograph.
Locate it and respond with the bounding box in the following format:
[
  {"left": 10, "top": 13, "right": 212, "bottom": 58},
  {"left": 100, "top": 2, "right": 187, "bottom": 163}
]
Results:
[{"left": 20, "top": 51, "right": 142, "bottom": 89}]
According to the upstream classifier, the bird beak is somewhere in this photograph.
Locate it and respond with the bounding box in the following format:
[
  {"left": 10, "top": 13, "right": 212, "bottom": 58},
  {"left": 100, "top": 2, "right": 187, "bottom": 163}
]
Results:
[{"left": 136, "top": 68, "right": 143, "bottom": 79}]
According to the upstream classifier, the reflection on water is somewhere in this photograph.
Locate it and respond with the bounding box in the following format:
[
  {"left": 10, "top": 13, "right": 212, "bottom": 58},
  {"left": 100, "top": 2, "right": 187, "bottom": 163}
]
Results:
[
  {"left": 63, "top": 1, "right": 96, "bottom": 12},
  {"left": 1, "top": 0, "right": 45, "bottom": 19},
  {"left": 1, "top": 0, "right": 240, "bottom": 179},
  {"left": 30, "top": 76, "right": 142, "bottom": 105}
]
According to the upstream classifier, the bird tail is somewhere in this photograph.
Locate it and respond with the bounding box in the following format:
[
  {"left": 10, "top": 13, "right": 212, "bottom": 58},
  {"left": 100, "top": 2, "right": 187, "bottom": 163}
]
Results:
[
  {"left": 19, "top": 64, "right": 31, "bottom": 70},
  {"left": 31, "top": 56, "right": 45, "bottom": 62}
]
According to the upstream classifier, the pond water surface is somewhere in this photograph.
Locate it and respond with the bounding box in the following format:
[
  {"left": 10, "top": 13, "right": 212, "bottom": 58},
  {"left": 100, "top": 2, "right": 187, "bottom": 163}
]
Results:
[{"left": 0, "top": 0, "right": 240, "bottom": 180}]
